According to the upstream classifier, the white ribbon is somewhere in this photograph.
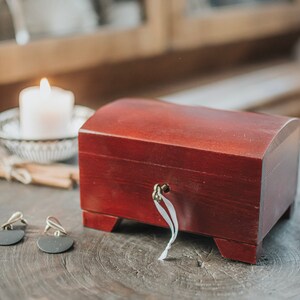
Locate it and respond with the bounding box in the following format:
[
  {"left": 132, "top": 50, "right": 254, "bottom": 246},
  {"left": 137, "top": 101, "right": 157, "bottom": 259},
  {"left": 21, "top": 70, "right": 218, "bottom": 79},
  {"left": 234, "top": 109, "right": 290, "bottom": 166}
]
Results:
[
  {"left": 154, "top": 190, "right": 178, "bottom": 261},
  {"left": 0, "top": 147, "right": 32, "bottom": 184},
  {"left": 1, "top": 157, "right": 32, "bottom": 184}
]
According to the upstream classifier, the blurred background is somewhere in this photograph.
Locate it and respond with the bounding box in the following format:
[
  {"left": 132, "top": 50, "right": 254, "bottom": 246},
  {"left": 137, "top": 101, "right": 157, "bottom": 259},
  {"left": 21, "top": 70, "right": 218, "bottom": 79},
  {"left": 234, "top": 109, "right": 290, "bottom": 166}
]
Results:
[{"left": 0, "top": 0, "right": 300, "bottom": 116}]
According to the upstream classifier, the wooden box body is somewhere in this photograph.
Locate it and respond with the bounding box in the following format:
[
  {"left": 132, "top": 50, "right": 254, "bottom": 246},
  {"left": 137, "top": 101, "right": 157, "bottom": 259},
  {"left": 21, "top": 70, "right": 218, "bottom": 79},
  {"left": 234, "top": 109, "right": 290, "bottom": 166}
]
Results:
[{"left": 79, "top": 98, "right": 300, "bottom": 264}]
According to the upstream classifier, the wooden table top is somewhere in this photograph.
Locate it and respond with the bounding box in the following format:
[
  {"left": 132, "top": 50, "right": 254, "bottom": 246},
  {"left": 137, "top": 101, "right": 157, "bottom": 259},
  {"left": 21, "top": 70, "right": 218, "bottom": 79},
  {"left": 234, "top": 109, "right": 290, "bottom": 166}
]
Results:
[{"left": 0, "top": 179, "right": 300, "bottom": 300}]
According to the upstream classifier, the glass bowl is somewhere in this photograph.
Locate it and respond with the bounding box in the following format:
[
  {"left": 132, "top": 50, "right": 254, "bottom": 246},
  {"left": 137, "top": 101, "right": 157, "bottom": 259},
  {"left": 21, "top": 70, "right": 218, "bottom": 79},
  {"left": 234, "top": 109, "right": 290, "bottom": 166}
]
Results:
[{"left": 0, "top": 105, "right": 95, "bottom": 163}]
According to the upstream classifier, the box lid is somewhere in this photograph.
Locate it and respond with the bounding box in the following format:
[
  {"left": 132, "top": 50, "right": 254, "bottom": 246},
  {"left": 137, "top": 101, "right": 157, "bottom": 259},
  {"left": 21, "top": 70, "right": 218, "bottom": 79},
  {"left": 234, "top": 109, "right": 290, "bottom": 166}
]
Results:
[{"left": 79, "top": 98, "right": 298, "bottom": 175}]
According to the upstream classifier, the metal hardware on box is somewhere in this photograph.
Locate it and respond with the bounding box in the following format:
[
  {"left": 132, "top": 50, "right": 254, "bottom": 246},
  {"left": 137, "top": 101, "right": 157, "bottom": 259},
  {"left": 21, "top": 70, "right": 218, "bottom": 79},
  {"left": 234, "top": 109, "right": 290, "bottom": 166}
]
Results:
[
  {"left": 152, "top": 183, "right": 170, "bottom": 202},
  {"left": 151, "top": 182, "right": 177, "bottom": 260}
]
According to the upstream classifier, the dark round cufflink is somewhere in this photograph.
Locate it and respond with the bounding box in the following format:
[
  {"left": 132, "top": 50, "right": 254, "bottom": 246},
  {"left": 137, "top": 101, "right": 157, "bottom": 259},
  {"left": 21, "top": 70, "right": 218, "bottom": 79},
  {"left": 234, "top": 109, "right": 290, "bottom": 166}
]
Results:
[
  {"left": 0, "top": 212, "right": 27, "bottom": 246},
  {"left": 37, "top": 216, "right": 74, "bottom": 254}
]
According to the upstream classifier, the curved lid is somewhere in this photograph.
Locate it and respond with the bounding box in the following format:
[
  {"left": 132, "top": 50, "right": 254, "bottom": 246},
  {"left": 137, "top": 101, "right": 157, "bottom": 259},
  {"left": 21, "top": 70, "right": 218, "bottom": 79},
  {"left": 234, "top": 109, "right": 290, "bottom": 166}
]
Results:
[{"left": 80, "top": 98, "right": 298, "bottom": 159}]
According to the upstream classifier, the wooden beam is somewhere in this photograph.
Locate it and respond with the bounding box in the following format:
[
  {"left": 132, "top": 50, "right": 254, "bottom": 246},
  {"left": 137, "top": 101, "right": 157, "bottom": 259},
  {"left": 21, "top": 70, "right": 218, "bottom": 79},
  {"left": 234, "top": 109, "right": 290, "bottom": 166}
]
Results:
[
  {"left": 170, "top": 1, "right": 300, "bottom": 50},
  {"left": 162, "top": 61, "right": 300, "bottom": 112},
  {"left": 0, "top": 0, "right": 168, "bottom": 84}
]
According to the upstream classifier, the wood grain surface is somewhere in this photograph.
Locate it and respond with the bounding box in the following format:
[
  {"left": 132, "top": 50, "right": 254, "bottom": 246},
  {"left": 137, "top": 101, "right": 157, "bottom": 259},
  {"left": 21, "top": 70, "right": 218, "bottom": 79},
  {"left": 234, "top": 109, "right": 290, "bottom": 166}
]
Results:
[{"left": 1, "top": 179, "right": 300, "bottom": 299}]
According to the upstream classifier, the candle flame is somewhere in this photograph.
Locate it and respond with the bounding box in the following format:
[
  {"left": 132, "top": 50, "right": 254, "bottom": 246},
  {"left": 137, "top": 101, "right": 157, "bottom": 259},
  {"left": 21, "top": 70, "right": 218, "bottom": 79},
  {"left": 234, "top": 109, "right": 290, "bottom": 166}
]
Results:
[{"left": 40, "top": 78, "right": 51, "bottom": 98}]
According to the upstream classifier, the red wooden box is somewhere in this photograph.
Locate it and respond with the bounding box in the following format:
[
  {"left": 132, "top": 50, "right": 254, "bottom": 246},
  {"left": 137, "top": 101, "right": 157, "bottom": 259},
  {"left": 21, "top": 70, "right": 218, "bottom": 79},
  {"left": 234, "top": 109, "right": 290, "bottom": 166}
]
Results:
[{"left": 79, "top": 98, "right": 300, "bottom": 264}]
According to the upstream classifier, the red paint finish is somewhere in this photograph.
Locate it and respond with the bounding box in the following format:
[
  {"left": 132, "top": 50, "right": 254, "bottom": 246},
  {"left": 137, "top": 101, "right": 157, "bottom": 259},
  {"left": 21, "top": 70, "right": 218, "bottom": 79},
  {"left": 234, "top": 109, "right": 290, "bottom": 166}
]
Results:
[
  {"left": 214, "top": 238, "right": 262, "bottom": 264},
  {"left": 82, "top": 210, "right": 121, "bottom": 232},
  {"left": 79, "top": 98, "right": 300, "bottom": 264}
]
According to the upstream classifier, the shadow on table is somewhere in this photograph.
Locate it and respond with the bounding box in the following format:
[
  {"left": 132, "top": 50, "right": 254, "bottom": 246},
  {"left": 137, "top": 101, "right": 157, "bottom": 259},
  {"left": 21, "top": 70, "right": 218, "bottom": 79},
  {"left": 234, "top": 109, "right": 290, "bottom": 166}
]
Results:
[{"left": 115, "top": 210, "right": 297, "bottom": 266}]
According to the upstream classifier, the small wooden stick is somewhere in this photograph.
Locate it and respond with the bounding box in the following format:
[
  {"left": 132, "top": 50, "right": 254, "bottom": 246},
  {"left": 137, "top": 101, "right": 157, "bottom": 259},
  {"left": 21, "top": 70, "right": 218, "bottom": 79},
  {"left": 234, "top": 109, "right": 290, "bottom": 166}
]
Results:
[
  {"left": 15, "top": 163, "right": 79, "bottom": 184},
  {"left": 0, "top": 166, "right": 73, "bottom": 189},
  {"left": 30, "top": 174, "right": 73, "bottom": 189}
]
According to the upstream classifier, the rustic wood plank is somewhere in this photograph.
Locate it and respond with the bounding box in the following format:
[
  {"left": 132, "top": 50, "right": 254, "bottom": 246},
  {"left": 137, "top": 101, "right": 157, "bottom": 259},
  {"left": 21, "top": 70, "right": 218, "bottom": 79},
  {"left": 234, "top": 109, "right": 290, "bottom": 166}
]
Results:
[
  {"left": 162, "top": 61, "right": 300, "bottom": 111},
  {"left": 0, "top": 38, "right": 298, "bottom": 114},
  {"left": 170, "top": 0, "right": 300, "bottom": 50},
  {"left": 0, "top": 171, "right": 300, "bottom": 299}
]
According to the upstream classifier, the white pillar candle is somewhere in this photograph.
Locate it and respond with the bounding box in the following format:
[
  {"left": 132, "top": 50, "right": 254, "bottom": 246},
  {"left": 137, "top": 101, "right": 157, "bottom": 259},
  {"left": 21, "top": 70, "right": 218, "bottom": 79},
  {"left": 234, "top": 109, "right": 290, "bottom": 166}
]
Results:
[{"left": 19, "top": 78, "right": 74, "bottom": 140}]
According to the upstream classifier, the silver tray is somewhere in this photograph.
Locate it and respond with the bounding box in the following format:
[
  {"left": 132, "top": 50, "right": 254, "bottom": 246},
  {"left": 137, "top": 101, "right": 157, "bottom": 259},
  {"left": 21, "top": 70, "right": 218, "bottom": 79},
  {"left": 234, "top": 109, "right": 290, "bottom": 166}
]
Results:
[{"left": 0, "top": 105, "right": 95, "bottom": 163}]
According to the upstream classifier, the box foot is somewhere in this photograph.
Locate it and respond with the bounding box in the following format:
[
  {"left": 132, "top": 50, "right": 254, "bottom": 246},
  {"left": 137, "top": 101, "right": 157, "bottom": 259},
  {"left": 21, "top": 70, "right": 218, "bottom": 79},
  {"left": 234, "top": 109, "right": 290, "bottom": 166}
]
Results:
[
  {"left": 281, "top": 202, "right": 295, "bottom": 220},
  {"left": 82, "top": 210, "right": 121, "bottom": 232},
  {"left": 214, "top": 237, "right": 262, "bottom": 264}
]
